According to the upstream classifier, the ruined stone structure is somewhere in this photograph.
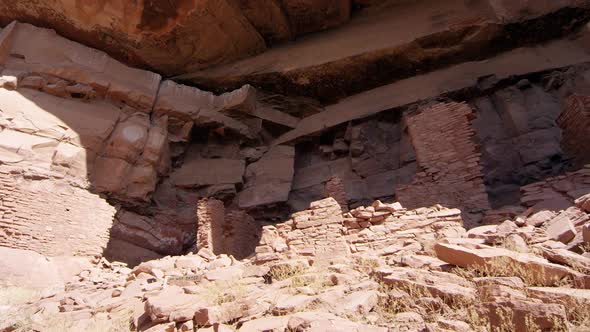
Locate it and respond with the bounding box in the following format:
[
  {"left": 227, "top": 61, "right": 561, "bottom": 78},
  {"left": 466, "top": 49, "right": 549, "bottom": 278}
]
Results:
[
  {"left": 324, "top": 176, "right": 348, "bottom": 212},
  {"left": 558, "top": 95, "right": 590, "bottom": 167},
  {"left": 223, "top": 208, "right": 261, "bottom": 260},
  {"left": 256, "top": 198, "right": 349, "bottom": 262},
  {"left": 0, "top": 167, "right": 115, "bottom": 257},
  {"left": 0, "top": 1, "right": 590, "bottom": 265},
  {"left": 255, "top": 165, "right": 590, "bottom": 266},
  {"left": 196, "top": 198, "right": 225, "bottom": 254},
  {"left": 196, "top": 199, "right": 261, "bottom": 259},
  {"left": 1, "top": 2, "right": 590, "bottom": 331},
  {"left": 397, "top": 102, "right": 490, "bottom": 227},
  {"left": 255, "top": 197, "right": 466, "bottom": 264}
]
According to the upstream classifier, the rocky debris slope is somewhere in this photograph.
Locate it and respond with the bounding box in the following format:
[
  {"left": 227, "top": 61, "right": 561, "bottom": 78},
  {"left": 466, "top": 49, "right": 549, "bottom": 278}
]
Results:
[{"left": 2, "top": 190, "right": 589, "bottom": 332}]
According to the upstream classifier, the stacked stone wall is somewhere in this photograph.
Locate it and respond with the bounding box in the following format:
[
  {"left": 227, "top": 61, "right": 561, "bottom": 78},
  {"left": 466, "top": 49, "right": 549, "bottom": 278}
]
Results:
[
  {"left": 0, "top": 166, "right": 116, "bottom": 256},
  {"left": 254, "top": 198, "right": 466, "bottom": 264},
  {"left": 196, "top": 198, "right": 225, "bottom": 254},
  {"left": 557, "top": 95, "right": 590, "bottom": 167},
  {"left": 224, "top": 209, "right": 261, "bottom": 260},
  {"left": 397, "top": 102, "right": 491, "bottom": 227},
  {"left": 324, "top": 176, "right": 348, "bottom": 212}
]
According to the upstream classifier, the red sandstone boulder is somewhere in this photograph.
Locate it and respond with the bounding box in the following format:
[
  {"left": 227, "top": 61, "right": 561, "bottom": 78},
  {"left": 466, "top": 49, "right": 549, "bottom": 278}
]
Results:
[
  {"left": 545, "top": 212, "right": 578, "bottom": 244},
  {"left": 575, "top": 193, "right": 590, "bottom": 212},
  {"left": 378, "top": 267, "right": 476, "bottom": 303},
  {"left": 334, "top": 289, "right": 378, "bottom": 315},
  {"left": 434, "top": 242, "right": 582, "bottom": 286},
  {"left": 528, "top": 287, "right": 590, "bottom": 307},
  {"left": 537, "top": 246, "right": 590, "bottom": 273},
  {"left": 144, "top": 286, "right": 204, "bottom": 323},
  {"left": 526, "top": 210, "right": 556, "bottom": 227}
]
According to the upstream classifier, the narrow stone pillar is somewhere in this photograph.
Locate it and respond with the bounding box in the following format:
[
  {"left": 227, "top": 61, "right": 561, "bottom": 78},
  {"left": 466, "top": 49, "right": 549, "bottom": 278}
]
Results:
[
  {"left": 196, "top": 198, "right": 225, "bottom": 254},
  {"left": 324, "top": 176, "right": 348, "bottom": 212}
]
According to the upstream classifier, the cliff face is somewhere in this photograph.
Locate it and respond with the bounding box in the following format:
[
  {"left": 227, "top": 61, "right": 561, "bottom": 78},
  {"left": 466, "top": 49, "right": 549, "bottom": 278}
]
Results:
[
  {"left": 0, "top": 0, "right": 358, "bottom": 75},
  {"left": 0, "top": 0, "right": 590, "bottom": 265},
  {"left": 4, "top": 0, "right": 588, "bottom": 79},
  {"left": 1, "top": 1, "right": 590, "bottom": 331}
]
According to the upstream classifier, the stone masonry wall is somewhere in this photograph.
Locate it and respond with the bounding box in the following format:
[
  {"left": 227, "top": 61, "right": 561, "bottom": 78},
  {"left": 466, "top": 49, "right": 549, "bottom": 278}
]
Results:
[
  {"left": 255, "top": 198, "right": 348, "bottom": 263},
  {"left": 557, "top": 95, "right": 590, "bottom": 167},
  {"left": 0, "top": 166, "right": 116, "bottom": 256},
  {"left": 224, "top": 209, "right": 261, "bottom": 260},
  {"left": 254, "top": 198, "right": 466, "bottom": 264},
  {"left": 397, "top": 102, "right": 491, "bottom": 227},
  {"left": 196, "top": 199, "right": 261, "bottom": 259},
  {"left": 196, "top": 198, "right": 225, "bottom": 254},
  {"left": 324, "top": 176, "right": 348, "bottom": 212}
]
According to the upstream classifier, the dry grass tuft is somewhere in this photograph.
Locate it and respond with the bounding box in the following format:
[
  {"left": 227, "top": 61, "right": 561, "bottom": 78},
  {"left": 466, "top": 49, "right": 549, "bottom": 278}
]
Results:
[
  {"left": 290, "top": 273, "right": 333, "bottom": 293},
  {"left": 202, "top": 280, "right": 247, "bottom": 306},
  {"left": 569, "top": 299, "right": 590, "bottom": 330},
  {"left": 373, "top": 279, "right": 496, "bottom": 330},
  {"left": 269, "top": 264, "right": 308, "bottom": 282},
  {"left": 353, "top": 256, "right": 381, "bottom": 274}
]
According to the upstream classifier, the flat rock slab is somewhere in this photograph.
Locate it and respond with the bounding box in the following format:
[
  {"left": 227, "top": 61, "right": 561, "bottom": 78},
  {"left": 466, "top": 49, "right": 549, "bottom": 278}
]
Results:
[
  {"left": 379, "top": 267, "right": 476, "bottom": 303},
  {"left": 528, "top": 287, "right": 590, "bottom": 306},
  {"left": 171, "top": 158, "right": 245, "bottom": 188},
  {"left": 435, "top": 242, "right": 582, "bottom": 286},
  {"left": 273, "top": 37, "right": 590, "bottom": 144},
  {"left": 239, "top": 145, "right": 295, "bottom": 208}
]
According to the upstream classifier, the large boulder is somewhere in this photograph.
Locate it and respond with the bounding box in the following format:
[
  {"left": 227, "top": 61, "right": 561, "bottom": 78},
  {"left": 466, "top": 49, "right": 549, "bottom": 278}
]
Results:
[
  {"left": 377, "top": 267, "right": 476, "bottom": 304},
  {"left": 434, "top": 241, "right": 582, "bottom": 286},
  {"left": 144, "top": 286, "right": 204, "bottom": 323}
]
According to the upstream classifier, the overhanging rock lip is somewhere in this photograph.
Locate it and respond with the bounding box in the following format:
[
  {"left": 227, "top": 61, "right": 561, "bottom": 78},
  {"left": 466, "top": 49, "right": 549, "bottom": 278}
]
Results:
[{"left": 272, "top": 38, "right": 590, "bottom": 146}]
